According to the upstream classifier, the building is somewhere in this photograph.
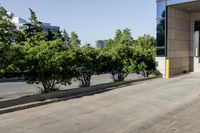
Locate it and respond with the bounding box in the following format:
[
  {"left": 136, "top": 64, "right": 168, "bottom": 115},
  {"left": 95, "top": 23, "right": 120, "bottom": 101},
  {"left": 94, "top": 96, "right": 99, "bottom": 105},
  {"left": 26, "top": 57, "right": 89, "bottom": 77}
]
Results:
[
  {"left": 156, "top": 0, "right": 200, "bottom": 77},
  {"left": 9, "top": 12, "right": 60, "bottom": 34},
  {"left": 41, "top": 23, "right": 60, "bottom": 34},
  {"left": 11, "top": 17, "right": 28, "bottom": 30},
  {"left": 96, "top": 40, "right": 106, "bottom": 48}
]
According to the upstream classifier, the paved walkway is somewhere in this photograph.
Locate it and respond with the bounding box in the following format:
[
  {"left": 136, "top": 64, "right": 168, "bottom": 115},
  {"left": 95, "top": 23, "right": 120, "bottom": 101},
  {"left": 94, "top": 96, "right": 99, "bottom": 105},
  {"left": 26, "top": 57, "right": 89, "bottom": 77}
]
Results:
[{"left": 0, "top": 73, "right": 200, "bottom": 133}]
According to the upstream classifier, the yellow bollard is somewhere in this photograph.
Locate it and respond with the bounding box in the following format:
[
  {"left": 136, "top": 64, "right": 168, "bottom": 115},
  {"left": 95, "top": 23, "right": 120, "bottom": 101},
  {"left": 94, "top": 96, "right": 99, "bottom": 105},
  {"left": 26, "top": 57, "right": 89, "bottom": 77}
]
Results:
[
  {"left": 196, "top": 48, "right": 199, "bottom": 57},
  {"left": 166, "top": 59, "right": 170, "bottom": 79}
]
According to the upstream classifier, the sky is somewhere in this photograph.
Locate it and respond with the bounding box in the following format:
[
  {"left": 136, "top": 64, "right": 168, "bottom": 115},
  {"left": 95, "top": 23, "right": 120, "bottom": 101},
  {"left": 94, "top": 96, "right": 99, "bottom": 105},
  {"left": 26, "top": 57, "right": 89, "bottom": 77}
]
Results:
[{"left": 1, "top": 0, "right": 156, "bottom": 45}]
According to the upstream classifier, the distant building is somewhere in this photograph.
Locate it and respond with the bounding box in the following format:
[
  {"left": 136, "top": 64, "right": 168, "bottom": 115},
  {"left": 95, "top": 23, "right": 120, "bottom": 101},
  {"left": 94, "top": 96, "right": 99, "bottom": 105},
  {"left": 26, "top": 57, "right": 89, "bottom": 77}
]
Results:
[
  {"left": 7, "top": 12, "right": 14, "bottom": 18},
  {"left": 9, "top": 12, "right": 60, "bottom": 34},
  {"left": 11, "top": 17, "right": 28, "bottom": 30},
  {"left": 42, "top": 23, "right": 60, "bottom": 34},
  {"left": 96, "top": 40, "right": 106, "bottom": 48}
]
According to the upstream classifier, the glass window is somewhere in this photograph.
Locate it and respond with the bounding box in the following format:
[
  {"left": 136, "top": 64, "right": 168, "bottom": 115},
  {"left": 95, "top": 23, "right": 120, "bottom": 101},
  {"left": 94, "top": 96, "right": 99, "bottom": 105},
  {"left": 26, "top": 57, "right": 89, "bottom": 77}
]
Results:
[
  {"left": 156, "top": 19, "right": 165, "bottom": 47},
  {"left": 157, "top": 1, "right": 166, "bottom": 19},
  {"left": 156, "top": 1, "right": 166, "bottom": 56},
  {"left": 195, "top": 21, "right": 200, "bottom": 31},
  {"left": 157, "top": 48, "right": 165, "bottom": 56}
]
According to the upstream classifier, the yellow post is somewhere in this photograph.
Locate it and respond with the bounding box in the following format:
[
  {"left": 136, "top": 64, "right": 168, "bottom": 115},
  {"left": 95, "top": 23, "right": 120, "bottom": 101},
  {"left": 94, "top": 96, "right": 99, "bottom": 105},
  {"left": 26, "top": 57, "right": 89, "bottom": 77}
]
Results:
[
  {"left": 166, "top": 59, "right": 170, "bottom": 79},
  {"left": 196, "top": 48, "right": 199, "bottom": 57}
]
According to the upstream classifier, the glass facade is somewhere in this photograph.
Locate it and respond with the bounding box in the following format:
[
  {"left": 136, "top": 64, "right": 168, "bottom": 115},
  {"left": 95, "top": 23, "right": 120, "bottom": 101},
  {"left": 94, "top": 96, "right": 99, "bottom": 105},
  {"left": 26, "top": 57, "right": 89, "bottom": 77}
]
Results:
[{"left": 156, "top": 1, "right": 166, "bottom": 56}]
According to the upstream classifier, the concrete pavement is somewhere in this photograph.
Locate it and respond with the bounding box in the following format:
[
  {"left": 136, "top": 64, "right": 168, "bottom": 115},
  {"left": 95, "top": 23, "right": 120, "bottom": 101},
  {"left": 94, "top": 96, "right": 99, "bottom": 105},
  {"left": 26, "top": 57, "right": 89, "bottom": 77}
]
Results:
[
  {"left": 0, "top": 73, "right": 200, "bottom": 133},
  {"left": 0, "top": 73, "right": 142, "bottom": 100}
]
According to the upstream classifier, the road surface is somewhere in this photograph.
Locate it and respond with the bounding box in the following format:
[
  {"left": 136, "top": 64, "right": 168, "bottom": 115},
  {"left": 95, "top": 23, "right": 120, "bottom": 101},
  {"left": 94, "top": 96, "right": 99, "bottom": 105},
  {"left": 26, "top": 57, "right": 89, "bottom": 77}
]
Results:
[
  {"left": 0, "top": 73, "right": 142, "bottom": 100},
  {"left": 0, "top": 73, "right": 200, "bottom": 133}
]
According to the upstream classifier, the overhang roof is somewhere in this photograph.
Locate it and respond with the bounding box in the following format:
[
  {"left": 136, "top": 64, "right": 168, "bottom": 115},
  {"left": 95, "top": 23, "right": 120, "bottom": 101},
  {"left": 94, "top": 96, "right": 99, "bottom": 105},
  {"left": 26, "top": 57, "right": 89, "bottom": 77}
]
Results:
[{"left": 169, "top": 1, "right": 200, "bottom": 13}]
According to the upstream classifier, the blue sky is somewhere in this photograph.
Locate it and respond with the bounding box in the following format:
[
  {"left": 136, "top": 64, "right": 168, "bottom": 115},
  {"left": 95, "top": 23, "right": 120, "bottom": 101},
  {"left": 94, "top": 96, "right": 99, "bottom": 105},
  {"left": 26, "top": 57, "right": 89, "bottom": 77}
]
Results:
[{"left": 1, "top": 0, "right": 156, "bottom": 44}]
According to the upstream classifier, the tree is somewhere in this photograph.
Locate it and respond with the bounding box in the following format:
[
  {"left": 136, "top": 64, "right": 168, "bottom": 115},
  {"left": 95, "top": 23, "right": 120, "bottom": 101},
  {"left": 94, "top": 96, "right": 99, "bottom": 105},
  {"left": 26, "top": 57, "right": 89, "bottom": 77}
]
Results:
[
  {"left": 121, "top": 28, "right": 134, "bottom": 46},
  {"left": 15, "top": 30, "right": 26, "bottom": 44},
  {"left": 23, "top": 8, "right": 46, "bottom": 44},
  {"left": 102, "top": 28, "right": 135, "bottom": 82},
  {"left": 69, "top": 31, "right": 81, "bottom": 48},
  {"left": 46, "top": 29, "right": 54, "bottom": 41},
  {"left": 27, "top": 8, "right": 42, "bottom": 33},
  {"left": 104, "top": 39, "right": 115, "bottom": 50},
  {"left": 114, "top": 29, "right": 123, "bottom": 44},
  {"left": 101, "top": 45, "right": 133, "bottom": 82},
  {"left": 20, "top": 40, "right": 73, "bottom": 93},
  {"left": 0, "top": 43, "right": 11, "bottom": 77},
  {"left": 73, "top": 47, "right": 100, "bottom": 87},
  {"left": 63, "top": 29, "right": 70, "bottom": 46},
  {"left": 129, "top": 35, "right": 156, "bottom": 77},
  {"left": 0, "top": 5, "right": 16, "bottom": 45},
  {"left": 54, "top": 31, "right": 62, "bottom": 40}
]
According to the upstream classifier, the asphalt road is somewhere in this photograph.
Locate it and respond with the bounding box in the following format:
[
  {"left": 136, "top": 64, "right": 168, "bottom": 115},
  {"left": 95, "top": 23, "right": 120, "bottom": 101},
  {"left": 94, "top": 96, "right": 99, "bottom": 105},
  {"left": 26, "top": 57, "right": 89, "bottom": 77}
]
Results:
[
  {"left": 0, "top": 73, "right": 200, "bottom": 133},
  {"left": 0, "top": 73, "right": 142, "bottom": 100}
]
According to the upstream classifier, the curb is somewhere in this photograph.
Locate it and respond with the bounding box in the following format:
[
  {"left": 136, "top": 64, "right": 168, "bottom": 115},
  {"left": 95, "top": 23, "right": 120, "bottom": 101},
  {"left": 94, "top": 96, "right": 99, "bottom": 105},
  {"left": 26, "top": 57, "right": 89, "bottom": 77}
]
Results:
[{"left": 0, "top": 76, "right": 161, "bottom": 114}]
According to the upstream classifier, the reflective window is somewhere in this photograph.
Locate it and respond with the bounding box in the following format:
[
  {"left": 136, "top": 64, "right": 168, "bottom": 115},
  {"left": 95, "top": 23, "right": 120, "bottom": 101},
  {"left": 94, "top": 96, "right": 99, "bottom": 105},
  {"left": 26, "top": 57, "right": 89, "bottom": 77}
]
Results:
[
  {"left": 195, "top": 21, "right": 200, "bottom": 31},
  {"left": 156, "top": 1, "right": 166, "bottom": 56},
  {"left": 157, "top": 48, "right": 165, "bottom": 56},
  {"left": 157, "top": 1, "right": 166, "bottom": 19},
  {"left": 156, "top": 20, "right": 165, "bottom": 47}
]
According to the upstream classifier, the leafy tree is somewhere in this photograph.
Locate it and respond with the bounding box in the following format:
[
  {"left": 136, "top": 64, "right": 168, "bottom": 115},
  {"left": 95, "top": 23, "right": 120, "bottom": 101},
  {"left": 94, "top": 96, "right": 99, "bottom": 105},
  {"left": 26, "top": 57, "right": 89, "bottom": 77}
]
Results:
[
  {"left": 114, "top": 29, "right": 123, "bottom": 44},
  {"left": 0, "top": 5, "right": 25, "bottom": 77},
  {"left": 73, "top": 47, "right": 100, "bottom": 87},
  {"left": 57, "top": 49, "right": 79, "bottom": 85},
  {"left": 102, "top": 28, "right": 135, "bottom": 82},
  {"left": 104, "top": 39, "right": 115, "bottom": 50},
  {"left": 129, "top": 35, "right": 156, "bottom": 77},
  {"left": 101, "top": 45, "right": 133, "bottom": 82},
  {"left": 63, "top": 29, "right": 70, "bottom": 46},
  {"left": 0, "top": 44, "right": 11, "bottom": 77},
  {"left": 27, "top": 8, "right": 42, "bottom": 33},
  {"left": 54, "top": 31, "right": 63, "bottom": 40},
  {"left": 69, "top": 31, "right": 81, "bottom": 48},
  {"left": 15, "top": 30, "right": 26, "bottom": 44},
  {"left": 20, "top": 40, "right": 73, "bottom": 93},
  {"left": 46, "top": 29, "right": 54, "bottom": 41},
  {"left": 0, "top": 43, "right": 25, "bottom": 78},
  {"left": 121, "top": 28, "right": 134, "bottom": 46},
  {"left": 0, "top": 5, "right": 16, "bottom": 45},
  {"left": 23, "top": 8, "right": 46, "bottom": 44}
]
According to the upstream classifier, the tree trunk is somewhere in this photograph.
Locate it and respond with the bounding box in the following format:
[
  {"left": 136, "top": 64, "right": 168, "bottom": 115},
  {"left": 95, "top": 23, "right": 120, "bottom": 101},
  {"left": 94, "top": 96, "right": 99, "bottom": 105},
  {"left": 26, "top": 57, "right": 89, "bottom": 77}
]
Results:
[
  {"left": 111, "top": 71, "right": 128, "bottom": 82},
  {"left": 79, "top": 75, "right": 91, "bottom": 87},
  {"left": 41, "top": 80, "right": 57, "bottom": 93}
]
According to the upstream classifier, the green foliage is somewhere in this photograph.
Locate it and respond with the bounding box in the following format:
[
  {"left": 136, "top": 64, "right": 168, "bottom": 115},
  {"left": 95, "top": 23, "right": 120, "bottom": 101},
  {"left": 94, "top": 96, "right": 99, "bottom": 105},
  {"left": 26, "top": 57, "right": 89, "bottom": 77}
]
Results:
[
  {"left": 46, "top": 30, "right": 54, "bottom": 41},
  {"left": 0, "top": 44, "right": 11, "bottom": 77},
  {"left": 104, "top": 39, "right": 115, "bottom": 50},
  {"left": 0, "top": 5, "right": 16, "bottom": 45},
  {"left": 63, "top": 30, "right": 70, "bottom": 46},
  {"left": 69, "top": 31, "right": 81, "bottom": 48},
  {"left": 72, "top": 47, "right": 100, "bottom": 87},
  {"left": 103, "top": 28, "right": 135, "bottom": 82},
  {"left": 0, "top": 43, "right": 25, "bottom": 77},
  {"left": 129, "top": 35, "right": 156, "bottom": 77},
  {"left": 0, "top": 3, "right": 157, "bottom": 93},
  {"left": 23, "top": 8, "right": 46, "bottom": 44},
  {"left": 19, "top": 40, "right": 73, "bottom": 93},
  {"left": 27, "top": 8, "right": 42, "bottom": 33},
  {"left": 0, "top": 6, "right": 18, "bottom": 77}
]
